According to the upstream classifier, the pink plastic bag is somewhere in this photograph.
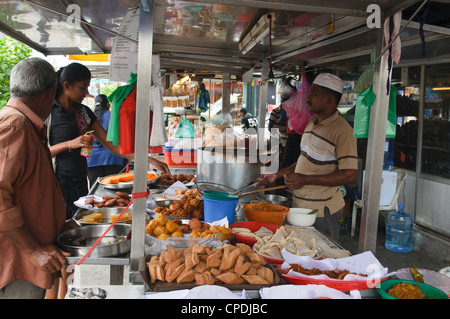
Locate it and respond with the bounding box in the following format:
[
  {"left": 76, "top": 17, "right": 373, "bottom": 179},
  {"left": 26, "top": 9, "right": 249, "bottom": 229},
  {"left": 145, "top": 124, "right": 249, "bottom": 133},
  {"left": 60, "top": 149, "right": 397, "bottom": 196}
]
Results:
[{"left": 282, "top": 74, "right": 314, "bottom": 134}]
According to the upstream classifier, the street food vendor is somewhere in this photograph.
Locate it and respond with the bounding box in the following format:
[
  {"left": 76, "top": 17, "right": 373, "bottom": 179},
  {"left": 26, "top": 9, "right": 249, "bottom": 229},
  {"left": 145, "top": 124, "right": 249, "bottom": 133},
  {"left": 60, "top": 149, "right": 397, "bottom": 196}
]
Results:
[{"left": 257, "top": 73, "right": 358, "bottom": 239}]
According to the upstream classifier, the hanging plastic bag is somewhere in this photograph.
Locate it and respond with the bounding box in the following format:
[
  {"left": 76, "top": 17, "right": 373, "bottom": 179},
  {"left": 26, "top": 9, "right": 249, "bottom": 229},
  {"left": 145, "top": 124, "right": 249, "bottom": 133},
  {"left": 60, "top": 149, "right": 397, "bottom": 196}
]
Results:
[
  {"left": 197, "top": 82, "right": 210, "bottom": 112},
  {"left": 282, "top": 74, "right": 314, "bottom": 134},
  {"left": 107, "top": 73, "right": 137, "bottom": 146},
  {"left": 119, "top": 87, "right": 137, "bottom": 154},
  {"left": 354, "top": 48, "right": 376, "bottom": 94},
  {"left": 353, "top": 84, "right": 397, "bottom": 138},
  {"left": 174, "top": 119, "right": 195, "bottom": 138}
]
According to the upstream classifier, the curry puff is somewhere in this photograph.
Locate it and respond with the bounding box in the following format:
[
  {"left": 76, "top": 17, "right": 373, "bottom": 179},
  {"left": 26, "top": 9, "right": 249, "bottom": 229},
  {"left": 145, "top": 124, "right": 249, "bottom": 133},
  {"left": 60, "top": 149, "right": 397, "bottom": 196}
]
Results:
[{"left": 146, "top": 243, "right": 275, "bottom": 286}]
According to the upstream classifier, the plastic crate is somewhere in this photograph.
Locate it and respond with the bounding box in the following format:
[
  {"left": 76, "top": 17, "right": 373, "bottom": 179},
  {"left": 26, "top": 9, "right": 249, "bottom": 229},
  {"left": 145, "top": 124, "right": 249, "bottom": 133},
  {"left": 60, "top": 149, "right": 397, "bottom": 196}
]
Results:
[{"left": 163, "top": 145, "right": 197, "bottom": 165}]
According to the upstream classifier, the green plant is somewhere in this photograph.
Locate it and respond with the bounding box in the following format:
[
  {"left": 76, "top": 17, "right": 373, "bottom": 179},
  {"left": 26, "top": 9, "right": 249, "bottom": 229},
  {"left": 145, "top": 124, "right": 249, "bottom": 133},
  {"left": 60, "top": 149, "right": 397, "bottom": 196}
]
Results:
[{"left": 0, "top": 36, "right": 32, "bottom": 108}]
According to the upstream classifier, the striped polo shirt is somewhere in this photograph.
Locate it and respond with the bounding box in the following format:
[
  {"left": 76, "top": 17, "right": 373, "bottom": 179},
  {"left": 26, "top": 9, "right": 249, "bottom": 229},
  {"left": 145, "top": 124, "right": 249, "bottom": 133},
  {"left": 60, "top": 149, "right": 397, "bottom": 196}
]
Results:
[{"left": 293, "top": 110, "right": 358, "bottom": 217}]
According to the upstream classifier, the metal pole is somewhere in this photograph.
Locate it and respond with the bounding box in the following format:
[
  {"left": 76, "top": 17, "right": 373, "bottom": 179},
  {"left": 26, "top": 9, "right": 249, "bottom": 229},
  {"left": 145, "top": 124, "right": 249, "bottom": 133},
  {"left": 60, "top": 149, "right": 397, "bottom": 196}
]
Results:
[
  {"left": 222, "top": 71, "right": 231, "bottom": 114},
  {"left": 358, "top": 19, "right": 393, "bottom": 253},
  {"left": 258, "top": 59, "right": 269, "bottom": 132},
  {"left": 129, "top": 0, "right": 154, "bottom": 283}
]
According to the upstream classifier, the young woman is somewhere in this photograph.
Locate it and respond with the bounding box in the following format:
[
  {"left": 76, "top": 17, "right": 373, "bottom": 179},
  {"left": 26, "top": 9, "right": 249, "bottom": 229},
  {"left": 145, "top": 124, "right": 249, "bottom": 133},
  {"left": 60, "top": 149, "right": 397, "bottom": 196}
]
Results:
[{"left": 48, "top": 62, "right": 170, "bottom": 219}]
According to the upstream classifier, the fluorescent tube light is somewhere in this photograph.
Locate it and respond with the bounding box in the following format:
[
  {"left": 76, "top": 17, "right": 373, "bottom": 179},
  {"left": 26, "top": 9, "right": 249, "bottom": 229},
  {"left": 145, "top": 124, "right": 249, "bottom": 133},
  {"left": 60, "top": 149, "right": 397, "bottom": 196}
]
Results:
[{"left": 239, "top": 13, "right": 275, "bottom": 54}]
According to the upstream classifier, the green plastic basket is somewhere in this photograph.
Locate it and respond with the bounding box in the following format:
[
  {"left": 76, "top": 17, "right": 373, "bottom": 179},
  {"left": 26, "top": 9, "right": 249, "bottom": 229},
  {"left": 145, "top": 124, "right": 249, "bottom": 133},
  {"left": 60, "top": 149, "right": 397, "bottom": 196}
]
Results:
[{"left": 377, "top": 279, "right": 448, "bottom": 299}]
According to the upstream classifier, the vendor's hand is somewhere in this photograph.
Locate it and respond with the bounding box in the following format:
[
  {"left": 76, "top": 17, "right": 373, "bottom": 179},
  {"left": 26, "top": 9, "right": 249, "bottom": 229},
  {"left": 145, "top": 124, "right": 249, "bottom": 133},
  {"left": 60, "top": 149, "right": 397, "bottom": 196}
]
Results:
[
  {"left": 256, "top": 173, "right": 278, "bottom": 187},
  {"left": 284, "top": 172, "right": 307, "bottom": 190},
  {"left": 71, "top": 134, "right": 93, "bottom": 149},
  {"left": 29, "top": 245, "right": 68, "bottom": 276},
  {"left": 149, "top": 158, "right": 172, "bottom": 178}
]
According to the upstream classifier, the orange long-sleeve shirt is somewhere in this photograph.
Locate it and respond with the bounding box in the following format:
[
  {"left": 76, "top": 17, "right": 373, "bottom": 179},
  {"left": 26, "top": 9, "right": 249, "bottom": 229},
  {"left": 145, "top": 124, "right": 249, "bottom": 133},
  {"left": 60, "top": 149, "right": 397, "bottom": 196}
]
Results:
[{"left": 0, "top": 98, "right": 66, "bottom": 289}]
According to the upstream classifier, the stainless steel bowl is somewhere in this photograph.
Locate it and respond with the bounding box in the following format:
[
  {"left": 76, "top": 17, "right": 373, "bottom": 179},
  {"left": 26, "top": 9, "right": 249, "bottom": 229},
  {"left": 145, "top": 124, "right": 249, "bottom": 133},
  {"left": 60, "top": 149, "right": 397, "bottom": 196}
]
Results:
[
  {"left": 256, "top": 194, "right": 288, "bottom": 207},
  {"left": 73, "top": 207, "right": 134, "bottom": 226},
  {"left": 57, "top": 224, "right": 131, "bottom": 257}
]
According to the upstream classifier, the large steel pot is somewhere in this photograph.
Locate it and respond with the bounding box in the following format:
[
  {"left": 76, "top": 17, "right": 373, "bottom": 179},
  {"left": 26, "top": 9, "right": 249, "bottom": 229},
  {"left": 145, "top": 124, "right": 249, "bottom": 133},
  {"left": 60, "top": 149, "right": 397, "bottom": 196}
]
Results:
[{"left": 197, "top": 147, "right": 263, "bottom": 191}]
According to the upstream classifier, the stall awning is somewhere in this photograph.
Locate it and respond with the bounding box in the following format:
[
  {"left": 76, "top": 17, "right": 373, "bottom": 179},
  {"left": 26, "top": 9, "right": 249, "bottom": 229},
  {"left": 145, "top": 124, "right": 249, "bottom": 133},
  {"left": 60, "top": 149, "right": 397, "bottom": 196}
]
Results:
[{"left": 1, "top": 0, "right": 449, "bottom": 78}]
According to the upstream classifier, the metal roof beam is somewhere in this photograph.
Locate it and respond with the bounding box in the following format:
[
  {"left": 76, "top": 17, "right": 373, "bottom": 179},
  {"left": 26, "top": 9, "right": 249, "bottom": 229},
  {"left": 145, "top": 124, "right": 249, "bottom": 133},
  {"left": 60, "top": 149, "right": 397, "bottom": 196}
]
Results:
[{"left": 176, "top": 0, "right": 370, "bottom": 17}]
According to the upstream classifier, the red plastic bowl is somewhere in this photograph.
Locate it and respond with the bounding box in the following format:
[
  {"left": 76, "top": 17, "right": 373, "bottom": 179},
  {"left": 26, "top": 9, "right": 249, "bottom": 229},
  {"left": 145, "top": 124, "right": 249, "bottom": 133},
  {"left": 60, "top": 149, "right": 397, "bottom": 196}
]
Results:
[
  {"left": 230, "top": 221, "right": 280, "bottom": 245},
  {"left": 278, "top": 265, "right": 388, "bottom": 291}
]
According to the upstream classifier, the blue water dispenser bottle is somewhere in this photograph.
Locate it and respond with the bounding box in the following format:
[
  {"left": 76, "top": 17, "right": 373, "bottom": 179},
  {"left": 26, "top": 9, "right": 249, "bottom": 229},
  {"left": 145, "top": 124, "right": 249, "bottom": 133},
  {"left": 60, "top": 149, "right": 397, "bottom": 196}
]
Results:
[{"left": 385, "top": 204, "right": 414, "bottom": 252}]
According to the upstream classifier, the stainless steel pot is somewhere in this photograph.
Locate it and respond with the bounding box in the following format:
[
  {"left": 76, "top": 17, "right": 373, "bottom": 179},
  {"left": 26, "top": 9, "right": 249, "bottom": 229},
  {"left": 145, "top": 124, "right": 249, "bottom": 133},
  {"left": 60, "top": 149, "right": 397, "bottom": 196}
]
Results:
[
  {"left": 256, "top": 194, "right": 289, "bottom": 206},
  {"left": 197, "top": 147, "right": 263, "bottom": 191},
  {"left": 57, "top": 224, "right": 131, "bottom": 257}
]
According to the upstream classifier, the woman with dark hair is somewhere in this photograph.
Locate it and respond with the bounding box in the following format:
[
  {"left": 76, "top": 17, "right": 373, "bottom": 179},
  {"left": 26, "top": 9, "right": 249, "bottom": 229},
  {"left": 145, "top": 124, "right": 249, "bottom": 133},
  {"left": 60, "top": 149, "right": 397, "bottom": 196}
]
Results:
[
  {"left": 87, "top": 94, "right": 127, "bottom": 187},
  {"left": 48, "top": 62, "right": 170, "bottom": 219}
]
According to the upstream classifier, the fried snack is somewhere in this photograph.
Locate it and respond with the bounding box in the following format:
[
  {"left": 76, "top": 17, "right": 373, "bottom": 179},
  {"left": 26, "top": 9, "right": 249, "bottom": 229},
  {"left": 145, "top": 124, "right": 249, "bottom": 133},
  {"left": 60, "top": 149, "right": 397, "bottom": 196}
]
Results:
[
  {"left": 219, "top": 246, "right": 241, "bottom": 270},
  {"left": 235, "top": 255, "right": 251, "bottom": 277},
  {"left": 184, "top": 253, "right": 200, "bottom": 270},
  {"left": 178, "top": 224, "right": 190, "bottom": 233},
  {"left": 147, "top": 244, "right": 275, "bottom": 286},
  {"left": 206, "top": 250, "right": 223, "bottom": 269},
  {"left": 154, "top": 213, "right": 168, "bottom": 227},
  {"left": 170, "top": 230, "right": 184, "bottom": 238},
  {"left": 257, "top": 267, "right": 274, "bottom": 284},
  {"left": 193, "top": 261, "right": 207, "bottom": 273},
  {"left": 155, "top": 191, "right": 203, "bottom": 218},
  {"left": 284, "top": 264, "right": 368, "bottom": 279},
  {"left": 157, "top": 233, "right": 170, "bottom": 241},
  {"left": 216, "top": 272, "right": 245, "bottom": 285},
  {"left": 189, "top": 218, "right": 202, "bottom": 231},
  {"left": 165, "top": 220, "right": 179, "bottom": 233},
  {"left": 166, "top": 263, "right": 186, "bottom": 283},
  {"left": 195, "top": 271, "right": 215, "bottom": 285},
  {"left": 241, "top": 275, "right": 269, "bottom": 285}
]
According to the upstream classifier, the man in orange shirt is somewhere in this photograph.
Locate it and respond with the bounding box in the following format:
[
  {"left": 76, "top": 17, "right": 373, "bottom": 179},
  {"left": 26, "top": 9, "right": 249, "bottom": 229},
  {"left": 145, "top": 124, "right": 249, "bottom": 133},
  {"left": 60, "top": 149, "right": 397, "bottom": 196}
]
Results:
[{"left": 0, "top": 58, "right": 70, "bottom": 298}]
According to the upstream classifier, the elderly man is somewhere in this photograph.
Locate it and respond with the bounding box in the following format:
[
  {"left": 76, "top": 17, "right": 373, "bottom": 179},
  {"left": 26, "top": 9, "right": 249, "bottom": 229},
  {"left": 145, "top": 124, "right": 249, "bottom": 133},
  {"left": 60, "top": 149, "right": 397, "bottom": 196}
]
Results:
[
  {"left": 257, "top": 73, "right": 358, "bottom": 239},
  {"left": 0, "top": 58, "right": 69, "bottom": 298}
]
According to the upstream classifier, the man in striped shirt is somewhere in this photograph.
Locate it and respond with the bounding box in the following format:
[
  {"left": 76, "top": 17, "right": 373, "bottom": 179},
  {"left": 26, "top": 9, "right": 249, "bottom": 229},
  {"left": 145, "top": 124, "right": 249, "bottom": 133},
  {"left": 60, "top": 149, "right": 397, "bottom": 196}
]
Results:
[{"left": 257, "top": 73, "right": 358, "bottom": 239}]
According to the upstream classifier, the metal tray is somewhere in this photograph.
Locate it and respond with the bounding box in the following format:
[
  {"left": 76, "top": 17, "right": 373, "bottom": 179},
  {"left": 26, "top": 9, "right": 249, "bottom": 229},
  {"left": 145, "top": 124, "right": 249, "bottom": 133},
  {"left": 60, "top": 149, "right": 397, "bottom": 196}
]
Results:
[
  {"left": 57, "top": 224, "right": 131, "bottom": 258},
  {"left": 73, "top": 207, "right": 134, "bottom": 226},
  {"left": 98, "top": 172, "right": 160, "bottom": 190}
]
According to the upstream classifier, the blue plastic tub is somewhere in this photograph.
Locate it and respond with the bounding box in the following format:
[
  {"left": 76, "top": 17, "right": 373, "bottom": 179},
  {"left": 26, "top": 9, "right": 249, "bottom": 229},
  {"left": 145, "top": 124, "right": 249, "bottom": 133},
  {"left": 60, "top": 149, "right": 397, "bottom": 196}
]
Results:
[{"left": 203, "top": 196, "right": 238, "bottom": 224}]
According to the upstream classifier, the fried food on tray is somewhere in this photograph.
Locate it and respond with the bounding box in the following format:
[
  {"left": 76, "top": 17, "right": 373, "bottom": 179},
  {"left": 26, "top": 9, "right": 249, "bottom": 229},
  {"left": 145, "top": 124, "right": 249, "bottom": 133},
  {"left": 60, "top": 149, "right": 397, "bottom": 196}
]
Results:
[
  {"left": 156, "top": 189, "right": 203, "bottom": 218},
  {"left": 282, "top": 263, "right": 368, "bottom": 279},
  {"left": 145, "top": 213, "right": 184, "bottom": 238},
  {"left": 83, "top": 191, "right": 131, "bottom": 209},
  {"left": 156, "top": 172, "right": 197, "bottom": 186},
  {"left": 147, "top": 243, "right": 275, "bottom": 286},
  {"left": 187, "top": 219, "right": 232, "bottom": 241}
]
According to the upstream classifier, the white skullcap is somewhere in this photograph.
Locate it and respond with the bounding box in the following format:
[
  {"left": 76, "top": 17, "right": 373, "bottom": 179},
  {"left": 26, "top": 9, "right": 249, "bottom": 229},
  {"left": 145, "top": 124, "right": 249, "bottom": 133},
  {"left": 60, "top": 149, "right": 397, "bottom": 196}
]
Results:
[{"left": 312, "top": 73, "right": 344, "bottom": 94}]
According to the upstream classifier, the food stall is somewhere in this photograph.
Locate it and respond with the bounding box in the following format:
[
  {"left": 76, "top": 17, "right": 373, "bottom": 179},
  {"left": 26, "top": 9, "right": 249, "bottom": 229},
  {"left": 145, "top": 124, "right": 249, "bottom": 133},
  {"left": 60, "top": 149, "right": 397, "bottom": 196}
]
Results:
[{"left": 1, "top": 0, "right": 450, "bottom": 300}]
